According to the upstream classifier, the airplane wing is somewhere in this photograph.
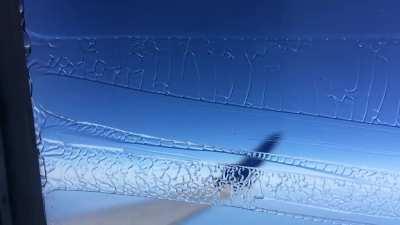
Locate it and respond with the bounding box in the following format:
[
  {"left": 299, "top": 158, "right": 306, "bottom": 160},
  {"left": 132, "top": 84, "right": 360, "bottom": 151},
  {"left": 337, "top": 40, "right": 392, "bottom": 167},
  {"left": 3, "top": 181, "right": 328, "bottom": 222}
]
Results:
[
  {"left": 56, "top": 200, "right": 209, "bottom": 225},
  {"left": 217, "top": 133, "right": 281, "bottom": 189},
  {"left": 237, "top": 133, "right": 281, "bottom": 167},
  {"left": 56, "top": 133, "right": 281, "bottom": 225}
]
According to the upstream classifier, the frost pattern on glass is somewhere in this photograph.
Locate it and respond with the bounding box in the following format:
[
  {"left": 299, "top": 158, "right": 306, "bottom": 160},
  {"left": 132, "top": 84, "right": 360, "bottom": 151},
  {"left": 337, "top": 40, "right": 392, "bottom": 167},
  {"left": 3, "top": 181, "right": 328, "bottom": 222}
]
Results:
[
  {"left": 33, "top": 105, "right": 400, "bottom": 190},
  {"left": 28, "top": 32, "right": 400, "bottom": 128},
  {"left": 28, "top": 32, "right": 400, "bottom": 225},
  {"left": 39, "top": 138, "right": 400, "bottom": 224},
  {"left": 32, "top": 105, "right": 400, "bottom": 224}
]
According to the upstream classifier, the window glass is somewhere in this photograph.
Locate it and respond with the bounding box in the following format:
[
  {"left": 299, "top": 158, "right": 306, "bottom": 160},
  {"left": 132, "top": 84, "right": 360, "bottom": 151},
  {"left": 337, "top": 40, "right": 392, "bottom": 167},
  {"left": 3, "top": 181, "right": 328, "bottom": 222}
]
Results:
[{"left": 25, "top": 1, "right": 400, "bottom": 225}]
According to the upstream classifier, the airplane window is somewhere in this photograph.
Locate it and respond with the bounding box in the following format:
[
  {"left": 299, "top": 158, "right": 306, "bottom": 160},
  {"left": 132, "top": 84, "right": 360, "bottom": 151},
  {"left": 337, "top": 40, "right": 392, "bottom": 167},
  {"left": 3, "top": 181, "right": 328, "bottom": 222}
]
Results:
[{"left": 23, "top": 1, "right": 400, "bottom": 225}]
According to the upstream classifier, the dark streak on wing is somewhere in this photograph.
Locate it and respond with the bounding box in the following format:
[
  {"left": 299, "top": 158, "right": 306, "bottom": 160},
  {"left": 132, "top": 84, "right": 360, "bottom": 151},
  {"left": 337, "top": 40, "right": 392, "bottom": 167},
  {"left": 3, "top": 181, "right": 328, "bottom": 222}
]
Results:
[
  {"left": 217, "top": 133, "right": 281, "bottom": 189},
  {"left": 238, "top": 133, "right": 281, "bottom": 167}
]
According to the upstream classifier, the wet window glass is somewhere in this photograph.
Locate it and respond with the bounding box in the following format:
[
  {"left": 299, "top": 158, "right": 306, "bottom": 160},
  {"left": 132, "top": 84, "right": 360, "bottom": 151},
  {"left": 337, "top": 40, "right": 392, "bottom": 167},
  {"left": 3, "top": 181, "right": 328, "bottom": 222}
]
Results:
[{"left": 24, "top": 1, "right": 400, "bottom": 225}]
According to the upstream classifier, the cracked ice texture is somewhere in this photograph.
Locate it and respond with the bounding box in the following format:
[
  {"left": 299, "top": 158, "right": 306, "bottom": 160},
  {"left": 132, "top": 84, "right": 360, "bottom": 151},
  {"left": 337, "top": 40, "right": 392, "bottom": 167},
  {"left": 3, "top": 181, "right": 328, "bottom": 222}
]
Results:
[
  {"left": 28, "top": 33, "right": 400, "bottom": 128},
  {"left": 33, "top": 105, "right": 400, "bottom": 191},
  {"left": 40, "top": 139, "right": 400, "bottom": 221},
  {"left": 27, "top": 33, "right": 400, "bottom": 225}
]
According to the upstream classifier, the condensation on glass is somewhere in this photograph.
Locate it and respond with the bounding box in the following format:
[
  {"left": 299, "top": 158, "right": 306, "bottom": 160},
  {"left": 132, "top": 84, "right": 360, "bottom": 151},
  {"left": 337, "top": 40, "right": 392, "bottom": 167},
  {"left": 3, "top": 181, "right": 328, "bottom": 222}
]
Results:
[{"left": 23, "top": 1, "right": 400, "bottom": 225}]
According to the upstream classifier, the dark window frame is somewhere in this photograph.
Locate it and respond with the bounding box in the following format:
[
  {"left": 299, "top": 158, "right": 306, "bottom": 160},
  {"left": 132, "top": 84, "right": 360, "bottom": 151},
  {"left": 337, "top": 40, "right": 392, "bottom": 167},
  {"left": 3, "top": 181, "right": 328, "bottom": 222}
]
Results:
[{"left": 0, "top": 0, "right": 47, "bottom": 224}]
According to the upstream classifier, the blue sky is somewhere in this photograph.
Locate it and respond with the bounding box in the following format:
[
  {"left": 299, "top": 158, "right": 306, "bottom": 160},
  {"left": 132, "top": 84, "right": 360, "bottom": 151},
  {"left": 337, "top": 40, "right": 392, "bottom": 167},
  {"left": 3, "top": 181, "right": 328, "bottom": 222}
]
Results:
[{"left": 25, "top": 1, "right": 400, "bottom": 224}]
